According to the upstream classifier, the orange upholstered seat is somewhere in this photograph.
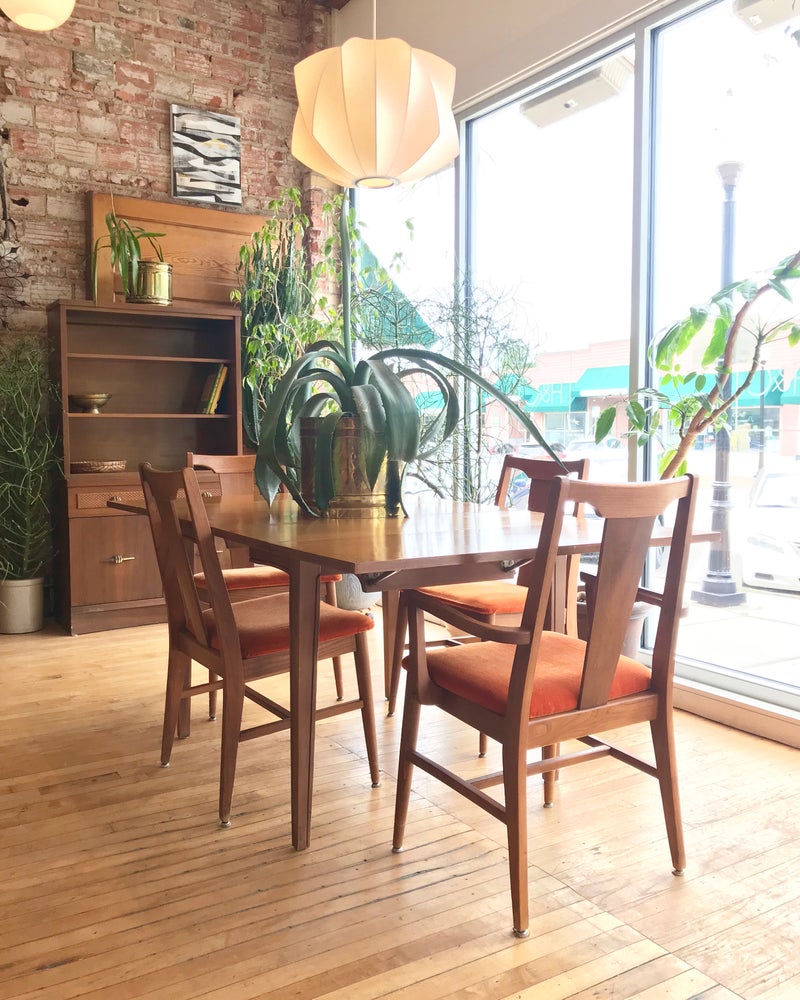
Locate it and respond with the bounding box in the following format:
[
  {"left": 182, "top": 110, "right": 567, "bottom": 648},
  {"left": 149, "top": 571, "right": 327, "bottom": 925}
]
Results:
[
  {"left": 416, "top": 580, "right": 527, "bottom": 617},
  {"left": 195, "top": 565, "right": 342, "bottom": 591},
  {"left": 424, "top": 632, "right": 652, "bottom": 717}
]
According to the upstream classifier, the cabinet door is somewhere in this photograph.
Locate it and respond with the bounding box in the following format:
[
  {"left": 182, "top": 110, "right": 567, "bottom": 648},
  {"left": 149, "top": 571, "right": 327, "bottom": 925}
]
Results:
[{"left": 69, "top": 514, "right": 163, "bottom": 607}]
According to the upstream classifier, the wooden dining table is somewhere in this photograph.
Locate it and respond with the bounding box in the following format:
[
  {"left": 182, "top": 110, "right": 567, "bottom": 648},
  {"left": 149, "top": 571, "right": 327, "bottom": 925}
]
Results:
[{"left": 112, "top": 489, "right": 710, "bottom": 851}]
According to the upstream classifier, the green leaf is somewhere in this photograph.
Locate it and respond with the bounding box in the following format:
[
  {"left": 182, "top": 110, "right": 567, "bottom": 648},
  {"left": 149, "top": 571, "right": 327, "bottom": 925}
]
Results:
[
  {"left": 626, "top": 399, "right": 647, "bottom": 430},
  {"left": 789, "top": 325, "right": 800, "bottom": 348},
  {"left": 594, "top": 407, "right": 616, "bottom": 443},
  {"left": 701, "top": 316, "right": 729, "bottom": 367}
]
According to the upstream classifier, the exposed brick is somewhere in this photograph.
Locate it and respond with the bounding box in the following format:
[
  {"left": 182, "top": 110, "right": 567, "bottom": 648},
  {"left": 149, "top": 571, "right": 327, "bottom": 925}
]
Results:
[
  {"left": 45, "top": 195, "right": 85, "bottom": 222},
  {"left": 10, "top": 129, "right": 55, "bottom": 160},
  {"left": 78, "top": 113, "right": 119, "bottom": 142},
  {"left": 210, "top": 55, "right": 248, "bottom": 87},
  {"left": 35, "top": 104, "right": 79, "bottom": 132},
  {"left": 96, "top": 143, "right": 137, "bottom": 171},
  {"left": 0, "top": 98, "right": 34, "bottom": 126},
  {"left": 174, "top": 48, "right": 211, "bottom": 78},
  {"left": 191, "top": 83, "right": 229, "bottom": 110},
  {"left": 53, "top": 134, "right": 97, "bottom": 164},
  {"left": 94, "top": 24, "right": 134, "bottom": 61},
  {"left": 115, "top": 61, "right": 154, "bottom": 90},
  {"left": 73, "top": 51, "right": 114, "bottom": 80},
  {"left": 134, "top": 39, "right": 174, "bottom": 70}
]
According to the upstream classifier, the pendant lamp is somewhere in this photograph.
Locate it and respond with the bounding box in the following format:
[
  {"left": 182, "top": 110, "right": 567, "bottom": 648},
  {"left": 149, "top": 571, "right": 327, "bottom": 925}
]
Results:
[
  {"left": 291, "top": 4, "right": 458, "bottom": 189},
  {"left": 0, "top": 0, "right": 75, "bottom": 30}
]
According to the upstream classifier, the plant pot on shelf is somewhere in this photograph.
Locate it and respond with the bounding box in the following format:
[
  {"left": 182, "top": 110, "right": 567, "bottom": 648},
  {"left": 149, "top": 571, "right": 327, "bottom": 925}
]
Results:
[
  {"left": 126, "top": 260, "right": 172, "bottom": 306},
  {"left": 0, "top": 577, "right": 45, "bottom": 634}
]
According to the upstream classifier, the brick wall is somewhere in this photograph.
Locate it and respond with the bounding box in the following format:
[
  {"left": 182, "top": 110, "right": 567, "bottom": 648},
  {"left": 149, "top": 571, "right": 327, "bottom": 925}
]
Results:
[{"left": 0, "top": 0, "right": 330, "bottom": 333}]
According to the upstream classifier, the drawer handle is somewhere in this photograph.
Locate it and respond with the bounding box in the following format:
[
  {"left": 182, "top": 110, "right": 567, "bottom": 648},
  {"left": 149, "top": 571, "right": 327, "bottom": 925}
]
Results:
[
  {"left": 109, "top": 554, "right": 136, "bottom": 564},
  {"left": 201, "top": 490, "right": 214, "bottom": 498},
  {"left": 109, "top": 495, "right": 123, "bottom": 502}
]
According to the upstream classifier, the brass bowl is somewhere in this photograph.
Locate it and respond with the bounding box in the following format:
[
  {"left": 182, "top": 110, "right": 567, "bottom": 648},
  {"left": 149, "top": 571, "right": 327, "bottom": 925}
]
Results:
[{"left": 69, "top": 393, "right": 111, "bottom": 414}]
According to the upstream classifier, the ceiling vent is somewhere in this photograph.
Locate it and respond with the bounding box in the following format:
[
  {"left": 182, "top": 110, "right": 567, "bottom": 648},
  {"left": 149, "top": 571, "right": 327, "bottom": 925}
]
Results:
[
  {"left": 520, "top": 55, "right": 634, "bottom": 127},
  {"left": 733, "top": 0, "right": 798, "bottom": 31}
]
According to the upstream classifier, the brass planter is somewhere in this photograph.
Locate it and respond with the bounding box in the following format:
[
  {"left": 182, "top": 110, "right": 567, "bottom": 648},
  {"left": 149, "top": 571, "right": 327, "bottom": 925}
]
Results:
[
  {"left": 300, "top": 416, "right": 402, "bottom": 518},
  {"left": 127, "top": 260, "right": 173, "bottom": 306}
]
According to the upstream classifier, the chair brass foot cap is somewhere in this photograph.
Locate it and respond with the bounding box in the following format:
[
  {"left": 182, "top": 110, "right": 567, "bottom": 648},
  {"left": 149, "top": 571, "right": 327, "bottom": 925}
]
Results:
[
  {"left": 513, "top": 928, "right": 530, "bottom": 939},
  {"left": 672, "top": 867, "right": 685, "bottom": 876},
  {"left": 219, "top": 819, "right": 232, "bottom": 829},
  {"left": 392, "top": 846, "right": 403, "bottom": 854},
  {"left": 209, "top": 715, "right": 216, "bottom": 721},
  {"left": 371, "top": 780, "right": 381, "bottom": 788},
  {"left": 543, "top": 802, "right": 554, "bottom": 809},
  {"left": 159, "top": 761, "right": 170, "bottom": 768}
]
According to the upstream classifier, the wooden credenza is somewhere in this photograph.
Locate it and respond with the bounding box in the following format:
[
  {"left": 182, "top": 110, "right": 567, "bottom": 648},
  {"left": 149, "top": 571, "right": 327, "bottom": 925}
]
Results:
[{"left": 48, "top": 299, "right": 243, "bottom": 634}]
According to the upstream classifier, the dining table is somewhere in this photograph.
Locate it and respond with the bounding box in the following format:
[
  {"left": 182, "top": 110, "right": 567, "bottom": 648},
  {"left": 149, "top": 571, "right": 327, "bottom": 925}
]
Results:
[{"left": 112, "top": 488, "right": 712, "bottom": 851}]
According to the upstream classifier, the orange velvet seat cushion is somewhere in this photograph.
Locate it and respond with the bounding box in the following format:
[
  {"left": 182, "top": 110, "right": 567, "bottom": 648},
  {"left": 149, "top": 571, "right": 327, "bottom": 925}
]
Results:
[
  {"left": 423, "top": 632, "right": 652, "bottom": 717},
  {"left": 194, "top": 566, "right": 342, "bottom": 591},
  {"left": 416, "top": 580, "right": 527, "bottom": 617},
  {"left": 202, "top": 592, "right": 373, "bottom": 658}
]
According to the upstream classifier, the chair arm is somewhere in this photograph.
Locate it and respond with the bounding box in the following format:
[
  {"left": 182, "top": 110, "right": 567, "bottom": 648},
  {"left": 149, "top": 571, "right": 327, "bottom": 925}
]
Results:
[{"left": 407, "top": 590, "right": 531, "bottom": 646}]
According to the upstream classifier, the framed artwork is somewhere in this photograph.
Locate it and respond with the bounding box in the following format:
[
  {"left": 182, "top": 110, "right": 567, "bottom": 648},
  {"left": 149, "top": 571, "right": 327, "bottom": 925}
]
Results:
[{"left": 170, "top": 105, "right": 242, "bottom": 206}]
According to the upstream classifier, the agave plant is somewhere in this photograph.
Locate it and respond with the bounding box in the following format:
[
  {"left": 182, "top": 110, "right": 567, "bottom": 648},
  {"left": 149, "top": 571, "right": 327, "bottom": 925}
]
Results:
[
  {"left": 91, "top": 211, "right": 165, "bottom": 301},
  {"left": 255, "top": 195, "right": 559, "bottom": 516}
]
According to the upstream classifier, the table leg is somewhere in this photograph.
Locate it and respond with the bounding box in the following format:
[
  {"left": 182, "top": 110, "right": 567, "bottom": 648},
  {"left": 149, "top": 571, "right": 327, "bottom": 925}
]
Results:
[
  {"left": 381, "top": 589, "right": 399, "bottom": 699},
  {"left": 290, "top": 559, "right": 321, "bottom": 851}
]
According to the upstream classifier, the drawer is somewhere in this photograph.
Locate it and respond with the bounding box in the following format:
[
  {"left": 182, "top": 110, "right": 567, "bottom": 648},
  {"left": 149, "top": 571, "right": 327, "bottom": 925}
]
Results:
[
  {"left": 69, "top": 482, "right": 222, "bottom": 516},
  {"left": 69, "top": 515, "right": 163, "bottom": 606}
]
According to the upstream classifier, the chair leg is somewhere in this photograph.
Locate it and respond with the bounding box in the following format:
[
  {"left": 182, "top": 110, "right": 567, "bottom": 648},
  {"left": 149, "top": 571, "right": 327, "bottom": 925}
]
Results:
[
  {"left": 392, "top": 685, "right": 421, "bottom": 853},
  {"left": 650, "top": 711, "right": 686, "bottom": 875},
  {"left": 503, "top": 741, "right": 530, "bottom": 938},
  {"left": 353, "top": 632, "right": 381, "bottom": 786},
  {"left": 387, "top": 594, "right": 409, "bottom": 716},
  {"left": 325, "top": 581, "right": 345, "bottom": 701},
  {"left": 218, "top": 674, "right": 244, "bottom": 828},
  {"left": 162, "top": 649, "right": 191, "bottom": 764},
  {"left": 208, "top": 675, "right": 219, "bottom": 720},
  {"left": 478, "top": 732, "right": 489, "bottom": 757},
  {"left": 542, "top": 743, "right": 557, "bottom": 807}
]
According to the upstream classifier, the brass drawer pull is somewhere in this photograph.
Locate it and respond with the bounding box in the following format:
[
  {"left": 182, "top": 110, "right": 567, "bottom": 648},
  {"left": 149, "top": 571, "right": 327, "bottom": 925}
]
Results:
[
  {"left": 201, "top": 490, "right": 214, "bottom": 498},
  {"left": 110, "top": 495, "right": 123, "bottom": 502},
  {"left": 109, "top": 554, "right": 136, "bottom": 564}
]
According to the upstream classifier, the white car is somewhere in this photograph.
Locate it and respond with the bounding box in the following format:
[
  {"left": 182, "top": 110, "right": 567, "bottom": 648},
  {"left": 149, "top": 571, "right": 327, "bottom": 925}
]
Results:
[{"left": 741, "top": 471, "right": 800, "bottom": 593}]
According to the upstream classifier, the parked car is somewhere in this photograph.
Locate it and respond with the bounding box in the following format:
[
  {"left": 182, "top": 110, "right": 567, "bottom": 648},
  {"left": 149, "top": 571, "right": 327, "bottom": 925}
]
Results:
[
  {"left": 563, "top": 436, "right": 626, "bottom": 481},
  {"left": 741, "top": 470, "right": 800, "bottom": 593}
]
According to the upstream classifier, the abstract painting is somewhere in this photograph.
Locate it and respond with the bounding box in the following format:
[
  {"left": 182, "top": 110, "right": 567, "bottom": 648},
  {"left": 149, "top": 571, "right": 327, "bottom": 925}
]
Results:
[{"left": 170, "top": 105, "right": 242, "bottom": 206}]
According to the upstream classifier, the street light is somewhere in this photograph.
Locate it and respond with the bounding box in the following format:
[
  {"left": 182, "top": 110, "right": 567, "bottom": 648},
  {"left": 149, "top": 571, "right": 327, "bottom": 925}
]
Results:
[{"left": 691, "top": 160, "right": 747, "bottom": 607}]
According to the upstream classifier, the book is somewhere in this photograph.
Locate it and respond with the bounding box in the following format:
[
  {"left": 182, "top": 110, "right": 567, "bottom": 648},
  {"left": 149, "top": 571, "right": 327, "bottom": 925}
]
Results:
[
  {"left": 205, "top": 364, "right": 228, "bottom": 414},
  {"left": 198, "top": 364, "right": 227, "bottom": 414}
]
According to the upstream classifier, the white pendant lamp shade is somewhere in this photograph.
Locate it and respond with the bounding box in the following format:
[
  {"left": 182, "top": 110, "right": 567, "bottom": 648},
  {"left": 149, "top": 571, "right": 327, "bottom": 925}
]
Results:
[
  {"left": 0, "top": 0, "right": 75, "bottom": 30},
  {"left": 292, "top": 36, "right": 458, "bottom": 189}
]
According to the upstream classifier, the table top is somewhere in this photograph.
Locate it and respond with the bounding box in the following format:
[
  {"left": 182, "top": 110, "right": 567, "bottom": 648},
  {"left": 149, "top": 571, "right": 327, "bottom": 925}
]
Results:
[{"left": 116, "top": 491, "right": 711, "bottom": 591}]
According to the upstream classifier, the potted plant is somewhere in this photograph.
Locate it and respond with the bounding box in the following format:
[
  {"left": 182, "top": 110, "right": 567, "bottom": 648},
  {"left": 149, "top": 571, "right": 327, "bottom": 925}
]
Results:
[
  {"left": 0, "top": 337, "right": 61, "bottom": 632},
  {"left": 91, "top": 211, "right": 171, "bottom": 305},
  {"left": 255, "top": 192, "right": 560, "bottom": 517},
  {"left": 595, "top": 249, "right": 800, "bottom": 475}
]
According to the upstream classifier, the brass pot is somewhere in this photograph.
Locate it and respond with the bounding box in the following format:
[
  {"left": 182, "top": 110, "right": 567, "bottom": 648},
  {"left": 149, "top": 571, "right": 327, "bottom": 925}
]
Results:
[
  {"left": 300, "top": 416, "right": 402, "bottom": 519},
  {"left": 127, "top": 260, "right": 173, "bottom": 306}
]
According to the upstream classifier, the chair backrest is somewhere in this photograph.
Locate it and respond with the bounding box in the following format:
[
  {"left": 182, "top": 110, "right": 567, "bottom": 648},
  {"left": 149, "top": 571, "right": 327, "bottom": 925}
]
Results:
[
  {"left": 186, "top": 452, "right": 256, "bottom": 497},
  {"left": 511, "top": 474, "right": 697, "bottom": 716},
  {"left": 140, "top": 462, "right": 240, "bottom": 658},
  {"left": 494, "top": 454, "right": 590, "bottom": 514}
]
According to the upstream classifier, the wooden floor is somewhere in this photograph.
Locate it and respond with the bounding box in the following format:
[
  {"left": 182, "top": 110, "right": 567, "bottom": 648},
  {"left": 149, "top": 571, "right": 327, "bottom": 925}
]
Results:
[{"left": 2, "top": 614, "right": 799, "bottom": 1000}]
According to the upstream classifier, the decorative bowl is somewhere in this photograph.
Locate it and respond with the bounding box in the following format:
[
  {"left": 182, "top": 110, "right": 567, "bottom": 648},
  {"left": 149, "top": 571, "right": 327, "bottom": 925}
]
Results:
[{"left": 69, "top": 393, "right": 111, "bottom": 413}]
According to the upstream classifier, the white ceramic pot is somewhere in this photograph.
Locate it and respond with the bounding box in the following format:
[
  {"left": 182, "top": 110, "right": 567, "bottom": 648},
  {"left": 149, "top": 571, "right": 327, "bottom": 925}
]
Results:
[{"left": 0, "top": 577, "right": 45, "bottom": 633}]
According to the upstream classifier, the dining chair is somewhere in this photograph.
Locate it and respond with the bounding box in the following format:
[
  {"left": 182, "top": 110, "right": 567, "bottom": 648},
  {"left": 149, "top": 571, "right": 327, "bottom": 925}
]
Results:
[
  {"left": 392, "top": 473, "right": 697, "bottom": 938},
  {"left": 139, "top": 462, "right": 380, "bottom": 827},
  {"left": 187, "top": 452, "right": 346, "bottom": 708},
  {"left": 387, "top": 454, "right": 590, "bottom": 728}
]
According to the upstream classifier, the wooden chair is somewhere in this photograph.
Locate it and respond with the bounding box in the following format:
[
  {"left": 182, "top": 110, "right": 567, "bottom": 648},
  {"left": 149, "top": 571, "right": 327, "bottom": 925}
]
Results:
[
  {"left": 392, "top": 474, "right": 697, "bottom": 937},
  {"left": 387, "top": 455, "right": 590, "bottom": 725},
  {"left": 187, "top": 452, "right": 346, "bottom": 708},
  {"left": 139, "top": 462, "right": 380, "bottom": 827}
]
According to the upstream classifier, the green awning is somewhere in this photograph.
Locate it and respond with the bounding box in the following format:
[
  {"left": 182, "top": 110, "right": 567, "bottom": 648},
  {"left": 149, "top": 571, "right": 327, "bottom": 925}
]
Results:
[
  {"left": 574, "top": 364, "right": 629, "bottom": 397},
  {"left": 525, "top": 381, "right": 577, "bottom": 413},
  {"left": 782, "top": 371, "right": 800, "bottom": 405},
  {"left": 729, "top": 369, "right": 782, "bottom": 407},
  {"left": 356, "top": 242, "right": 437, "bottom": 348}
]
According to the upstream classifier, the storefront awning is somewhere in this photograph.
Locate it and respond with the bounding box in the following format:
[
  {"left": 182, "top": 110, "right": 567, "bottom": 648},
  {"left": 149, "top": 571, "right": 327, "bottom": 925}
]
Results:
[
  {"left": 574, "top": 364, "right": 629, "bottom": 397},
  {"left": 525, "top": 381, "right": 578, "bottom": 412},
  {"left": 782, "top": 371, "right": 800, "bottom": 405},
  {"left": 729, "top": 369, "right": 782, "bottom": 407}
]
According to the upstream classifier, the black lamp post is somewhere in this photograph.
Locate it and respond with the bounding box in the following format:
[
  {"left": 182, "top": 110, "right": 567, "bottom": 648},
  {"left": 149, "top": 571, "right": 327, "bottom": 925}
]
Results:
[{"left": 691, "top": 160, "right": 747, "bottom": 608}]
